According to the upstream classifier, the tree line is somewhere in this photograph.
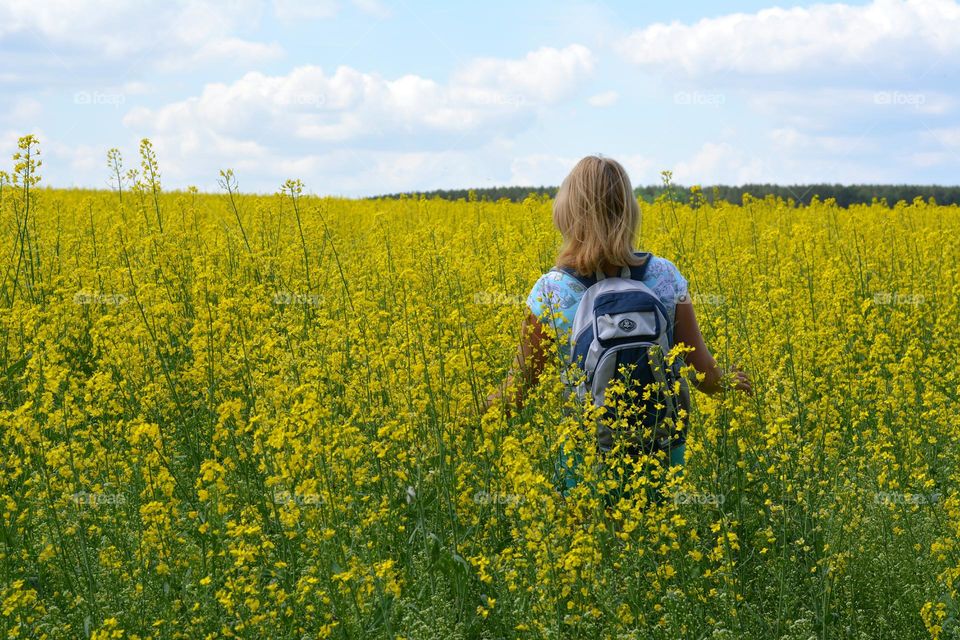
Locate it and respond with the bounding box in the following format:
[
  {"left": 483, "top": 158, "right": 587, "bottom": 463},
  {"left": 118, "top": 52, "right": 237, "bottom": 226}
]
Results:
[{"left": 370, "top": 183, "right": 960, "bottom": 207}]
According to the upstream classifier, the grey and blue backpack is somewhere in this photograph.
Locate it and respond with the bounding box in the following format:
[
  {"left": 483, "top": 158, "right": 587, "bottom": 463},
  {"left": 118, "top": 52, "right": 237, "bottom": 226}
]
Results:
[{"left": 552, "top": 251, "right": 688, "bottom": 456}]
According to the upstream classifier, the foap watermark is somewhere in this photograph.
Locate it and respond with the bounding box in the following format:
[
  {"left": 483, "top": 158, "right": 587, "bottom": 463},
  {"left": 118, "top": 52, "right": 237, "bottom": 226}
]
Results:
[
  {"left": 476, "top": 93, "right": 526, "bottom": 109},
  {"left": 70, "top": 491, "right": 126, "bottom": 507},
  {"left": 473, "top": 291, "right": 525, "bottom": 306},
  {"left": 272, "top": 291, "right": 323, "bottom": 306},
  {"left": 874, "top": 91, "right": 926, "bottom": 108},
  {"left": 873, "top": 292, "right": 926, "bottom": 305},
  {"left": 687, "top": 292, "right": 727, "bottom": 306},
  {"left": 673, "top": 490, "right": 726, "bottom": 506},
  {"left": 874, "top": 491, "right": 940, "bottom": 506},
  {"left": 74, "top": 91, "right": 126, "bottom": 108},
  {"left": 276, "top": 92, "right": 327, "bottom": 109},
  {"left": 674, "top": 91, "right": 726, "bottom": 107},
  {"left": 448, "top": 89, "right": 527, "bottom": 110},
  {"left": 73, "top": 291, "right": 128, "bottom": 306},
  {"left": 273, "top": 490, "right": 323, "bottom": 507},
  {"left": 473, "top": 490, "right": 525, "bottom": 506}
]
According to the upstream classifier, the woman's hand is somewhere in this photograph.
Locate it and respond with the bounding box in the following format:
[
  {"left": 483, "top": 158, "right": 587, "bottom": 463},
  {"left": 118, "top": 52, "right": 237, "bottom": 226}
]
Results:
[
  {"left": 723, "top": 363, "right": 753, "bottom": 395},
  {"left": 485, "top": 312, "right": 552, "bottom": 418},
  {"left": 675, "top": 300, "right": 754, "bottom": 396},
  {"left": 483, "top": 380, "right": 505, "bottom": 415}
]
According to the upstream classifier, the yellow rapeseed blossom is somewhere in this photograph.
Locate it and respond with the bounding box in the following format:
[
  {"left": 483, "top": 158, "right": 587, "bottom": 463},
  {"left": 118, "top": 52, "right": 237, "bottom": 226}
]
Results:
[{"left": 0, "top": 138, "right": 958, "bottom": 637}]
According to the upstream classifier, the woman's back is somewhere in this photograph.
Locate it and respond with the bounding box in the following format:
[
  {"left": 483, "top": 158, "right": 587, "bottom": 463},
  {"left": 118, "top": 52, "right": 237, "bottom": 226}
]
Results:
[
  {"left": 526, "top": 254, "right": 689, "bottom": 357},
  {"left": 483, "top": 155, "right": 751, "bottom": 489}
]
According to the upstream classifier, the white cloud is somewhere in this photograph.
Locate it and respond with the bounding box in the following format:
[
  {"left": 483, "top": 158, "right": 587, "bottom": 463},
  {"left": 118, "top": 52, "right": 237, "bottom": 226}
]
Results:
[
  {"left": 0, "top": 129, "right": 102, "bottom": 189},
  {"left": 611, "top": 1, "right": 960, "bottom": 186},
  {"left": 0, "top": 0, "right": 277, "bottom": 70},
  {"left": 509, "top": 152, "right": 653, "bottom": 187},
  {"left": 617, "top": 154, "right": 656, "bottom": 185},
  {"left": 769, "top": 127, "right": 880, "bottom": 155},
  {"left": 351, "top": 0, "right": 391, "bottom": 19},
  {"left": 665, "top": 134, "right": 914, "bottom": 186},
  {"left": 453, "top": 44, "right": 595, "bottom": 104},
  {"left": 588, "top": 90, "right": 619, "bottom": 107},
  {"left": 749, "top": 88, "right": 953, "bottom": 119},
  {"left": 923, "top": 127, "right": 960, "bottom": 148},
  {"left": 138, "top": 145, "right": 513, "bottom": 196},
  {"left": 119, "top": 45, "right": 595, "bottom": 194},
  {"left": 50, "top": 141, "right": 104, "bottom": 183},
  {"left": 509, "top": 154, "right": 580, "bottom": 186},
  {"left": 273, "top": 0, "right": 340, "bottom": 22},
  {"left": 737, "top": 87, "right": 957, "bottom": 146},
  {"left": 273, "top": 0, "right": 391, "bottom": 22},
  {"left": 672, "top": 142, "right": 765, "bottom": 185},
  {"left": 158, "top": 38, "right": 284, "bottom": 71},
  {"left": 10, "top": 1, "right": 957, "bottom": 193},
  {"left": 115, "top": 81, "right": 151, "bottom": 96},
  {"left": 909, "top": 151, "right": 952, "bottom": 167},
  {"left": 0, "top": 130, "right": 26, "bottom": 168},
  {"left": 616, "top": 0, "right": 960, "bottom": 79},
  {"left": 125, "top": 44, "right": 594, "bottom": 146},
  {"left": 6, "top": 97, "right": 43, "bottom": 125}
]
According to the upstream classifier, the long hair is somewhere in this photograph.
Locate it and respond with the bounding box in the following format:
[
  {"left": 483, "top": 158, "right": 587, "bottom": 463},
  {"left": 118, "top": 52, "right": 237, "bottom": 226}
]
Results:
[{"left": 552, "top": 155, "right": 643, "bottom": 276}]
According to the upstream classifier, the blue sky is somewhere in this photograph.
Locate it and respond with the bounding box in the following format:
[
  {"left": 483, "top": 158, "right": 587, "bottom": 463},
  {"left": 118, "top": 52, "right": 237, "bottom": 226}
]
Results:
[{"left": 2, "top": 0, "right": 958, "bottom": 196}]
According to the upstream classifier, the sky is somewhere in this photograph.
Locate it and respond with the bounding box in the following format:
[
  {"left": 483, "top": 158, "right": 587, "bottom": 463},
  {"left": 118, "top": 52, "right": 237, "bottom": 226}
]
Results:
[{"left": 1, "top": 0, "right": 959, "bottom": 196}]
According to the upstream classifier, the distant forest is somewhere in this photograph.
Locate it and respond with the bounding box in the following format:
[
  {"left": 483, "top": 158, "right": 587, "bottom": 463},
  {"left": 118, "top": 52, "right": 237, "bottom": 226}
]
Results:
[{"left": 370, "top": 184, "right": 960, "bottom": 207}]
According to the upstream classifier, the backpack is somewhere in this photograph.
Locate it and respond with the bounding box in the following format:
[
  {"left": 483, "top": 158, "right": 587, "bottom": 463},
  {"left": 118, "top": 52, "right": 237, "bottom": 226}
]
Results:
[{"left": 552, "top": 252, "right": 688, "bottom": 456}]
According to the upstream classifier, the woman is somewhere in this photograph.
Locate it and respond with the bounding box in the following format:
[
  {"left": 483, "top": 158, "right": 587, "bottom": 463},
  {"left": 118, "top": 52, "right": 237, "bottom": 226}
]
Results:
[{"left": 484, "top": 155, "right": 752, "bottom": 480}]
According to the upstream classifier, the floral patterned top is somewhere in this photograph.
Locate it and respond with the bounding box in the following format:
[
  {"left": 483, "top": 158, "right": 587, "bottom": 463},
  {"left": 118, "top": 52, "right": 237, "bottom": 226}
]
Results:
[{"left": 526, "top": 255, "right": 689, "bottom": 360}]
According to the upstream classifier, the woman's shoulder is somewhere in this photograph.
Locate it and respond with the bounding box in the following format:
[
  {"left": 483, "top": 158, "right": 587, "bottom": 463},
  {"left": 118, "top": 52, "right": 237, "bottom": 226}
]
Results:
[
  {"left": 543, "top": 267, "right": 590, "bottom": 290},
  {"left": 532, "top": 268, "right": 590, "bottom": 295},
  {"left": 645, "top": 254, "right": 684, "bottom": 278},
  {"left": 643, "top": 254, "right": 689, "bottom": 301},
  {"left": 527, "top": 268, "right": 587, "bottom": 311}
]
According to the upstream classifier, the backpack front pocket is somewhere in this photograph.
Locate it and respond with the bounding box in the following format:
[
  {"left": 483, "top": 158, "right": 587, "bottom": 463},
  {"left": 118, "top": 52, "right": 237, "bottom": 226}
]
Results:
[
  {"left": 593, "top": 291, "right": 667, "bottom": 347},
  {"left": 591, "top": 343, "right": 676, "bottom": 453}
]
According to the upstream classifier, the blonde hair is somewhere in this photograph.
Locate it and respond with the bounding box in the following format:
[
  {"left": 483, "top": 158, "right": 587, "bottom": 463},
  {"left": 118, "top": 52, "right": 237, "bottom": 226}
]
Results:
[{"left": 553, "top": 155, "right": 643, "bottom": 276}]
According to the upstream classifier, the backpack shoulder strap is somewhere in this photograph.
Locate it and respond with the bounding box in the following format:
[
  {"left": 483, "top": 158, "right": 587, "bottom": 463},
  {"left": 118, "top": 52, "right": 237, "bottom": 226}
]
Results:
[
  {"left": 627, "top": 252, "right": 654, "bottom": 282},
  {"left": 550, "top": 265, "right": 597, "bottom": 290},
  {"left": 626, "top": 252, "right": 675, "bottom": 345}
]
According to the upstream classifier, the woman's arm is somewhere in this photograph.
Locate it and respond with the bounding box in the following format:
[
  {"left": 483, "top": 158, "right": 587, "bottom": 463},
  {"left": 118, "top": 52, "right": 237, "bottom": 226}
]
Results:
[
  {"left": 484, "top": 311, "right": 553, "bottom": 416},
  {"left": 674, "top": 299, "right": 752, "bottom": 395}
]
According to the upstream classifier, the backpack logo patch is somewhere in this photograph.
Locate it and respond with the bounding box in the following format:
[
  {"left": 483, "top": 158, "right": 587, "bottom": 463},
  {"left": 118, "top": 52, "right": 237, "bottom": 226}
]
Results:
[{"left": 617, "top": 317, "right": 637, "bottom": 332}]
